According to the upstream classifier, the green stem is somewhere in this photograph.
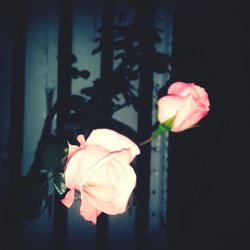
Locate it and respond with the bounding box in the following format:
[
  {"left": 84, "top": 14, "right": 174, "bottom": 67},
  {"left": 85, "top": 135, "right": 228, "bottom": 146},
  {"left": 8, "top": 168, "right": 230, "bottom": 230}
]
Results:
[
  {"left": 139, "top": 124, "right": 169, "bottom": 146},
  {"left": 139, "top": 133, "right": 160, "bottom": 146}
]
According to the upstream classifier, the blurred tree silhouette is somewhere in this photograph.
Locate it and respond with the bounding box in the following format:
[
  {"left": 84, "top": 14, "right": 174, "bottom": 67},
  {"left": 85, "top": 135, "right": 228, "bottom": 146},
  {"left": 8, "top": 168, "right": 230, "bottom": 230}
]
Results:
[{"left": 17, "top": 3, "right": 171, "bottom": 221}]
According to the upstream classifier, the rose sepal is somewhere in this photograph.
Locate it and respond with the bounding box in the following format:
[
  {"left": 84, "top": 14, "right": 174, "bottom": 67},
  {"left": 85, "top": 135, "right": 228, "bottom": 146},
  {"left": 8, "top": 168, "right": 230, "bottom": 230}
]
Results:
[{"left": 160, "top": 115, "right": 176, "bottom": 131}]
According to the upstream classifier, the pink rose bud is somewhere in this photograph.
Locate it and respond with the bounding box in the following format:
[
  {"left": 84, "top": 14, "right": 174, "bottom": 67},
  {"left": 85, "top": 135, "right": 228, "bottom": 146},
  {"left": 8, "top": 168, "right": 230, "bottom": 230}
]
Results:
[
  {"left": 157, "top": 82, "right": 210, "bottom": 132},
  {"left": 61, "top": 129, "right": 140, "bottom": 224}
]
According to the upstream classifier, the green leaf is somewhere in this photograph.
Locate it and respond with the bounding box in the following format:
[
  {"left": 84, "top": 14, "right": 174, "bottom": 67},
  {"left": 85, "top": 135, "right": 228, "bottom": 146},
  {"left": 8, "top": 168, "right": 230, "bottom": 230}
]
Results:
[
  {"left": 40, "top": 142, "right": 66, "bottom": 173},
  {"left": 53, "top": 172, "right": 67, "bottom": 195}
]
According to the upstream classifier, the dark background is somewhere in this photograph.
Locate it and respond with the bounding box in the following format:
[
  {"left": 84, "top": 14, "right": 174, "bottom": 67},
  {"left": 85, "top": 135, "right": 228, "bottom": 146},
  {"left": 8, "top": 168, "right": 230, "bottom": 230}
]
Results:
[
  {"left": 1, "top": 0, "right": 250, "bottom": 250},
  {"left": 167, "top": 0, "right": 250, "bottom": 249}
]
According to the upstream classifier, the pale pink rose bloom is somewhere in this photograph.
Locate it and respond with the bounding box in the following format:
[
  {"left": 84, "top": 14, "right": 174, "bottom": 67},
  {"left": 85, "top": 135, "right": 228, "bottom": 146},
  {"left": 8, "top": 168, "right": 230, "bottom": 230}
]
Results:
[
  {"left": 157, "top": 82, "right": 210, "bottom": 132},
  {"left": 61, "top": 129, "right": 140, "bottom": 224}
]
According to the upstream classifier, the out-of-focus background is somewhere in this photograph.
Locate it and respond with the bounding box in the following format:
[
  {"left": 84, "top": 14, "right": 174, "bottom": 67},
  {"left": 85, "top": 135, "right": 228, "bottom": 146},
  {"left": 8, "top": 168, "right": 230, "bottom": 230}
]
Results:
[{"left": 1, "top": 0, "right": 250, "bottom": 250}]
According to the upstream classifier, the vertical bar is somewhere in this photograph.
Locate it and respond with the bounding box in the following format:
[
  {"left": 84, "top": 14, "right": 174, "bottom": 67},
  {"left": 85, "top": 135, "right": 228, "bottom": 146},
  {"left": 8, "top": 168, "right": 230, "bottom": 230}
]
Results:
[
  {"left": 99, "top": 2, "right": 114, "bottom": 79},
  {"left": 6, "top": 0, "right": 28, "bottom": 249},
  {"left": 134, "top": 3, "right": 156, "bottom": 250},
  {"left": 96, "top": 1, "right": 114, "bottom": 250},
  {"left": 52, "top": 1, "right": 73, "bottom": 249},
  {"left": 56, "top": 0, "right": 73, "bottom": 133}
]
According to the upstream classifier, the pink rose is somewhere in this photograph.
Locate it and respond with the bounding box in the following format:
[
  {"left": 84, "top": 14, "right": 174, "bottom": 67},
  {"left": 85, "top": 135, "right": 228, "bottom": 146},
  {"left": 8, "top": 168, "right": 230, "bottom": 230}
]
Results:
[
  {"left": 61, "top": 129, "right": 140, "bottom": 224},
  {"left": 157, "top": 82, "right": 210, "bottom": 132}
]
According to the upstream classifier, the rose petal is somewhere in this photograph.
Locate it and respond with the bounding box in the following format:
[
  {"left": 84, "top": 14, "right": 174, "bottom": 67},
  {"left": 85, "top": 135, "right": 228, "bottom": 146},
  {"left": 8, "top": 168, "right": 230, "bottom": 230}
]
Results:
[
  {"left": 157, "top": 95, "right": 184, "bottom": 124},
  {"left": 170, "top": 94, "right": 209, "bottom": 132},
  {"left": 79, "top": 149, "right": 132, "bottom": 185},
  {"left": 109, "top": 161, "right": 136, "bottom": 212},
  {"left": 168, "top": 82, "right": 208, "bottom": 101},
  {"left": 167, "top": 81, "right": 191, "bottom": 96},
  {"left": 177, "top": 102, "right": 209, "bottom": 131},
  {"left": 86, "top": 129, "right": 140, "bottom": 162},
  {"left": 114, "top": 148, "right": 131, "bottom": 164},
  {"left": 83, "top": 158, "right": 124, "bottom": 202},
  {"left": 78, "top": 145, "right": 111, "bottom": 183},
  {"left": 64, "top": 149, "right": 85, "bottom": 189},
  {"left": 80, "top": 195, "right": 101, "bottom": 225},
  {"left": 83, "top": 160, "right": 136, "bottom": 215},
  {"left": 172, "top": 94, "right": 195, "bottom": 130},
  {"left": 61, "top": 189, "right": 75, "bottom": 208},
  {"left": 77, "top": 134, "right": 86, "bottom": 147},
  {"left": 67, "top": 142, "right": 80, "bottom": 157},
  {"left": 65, "top": 145, "right": 111, "bottom": 192}
]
